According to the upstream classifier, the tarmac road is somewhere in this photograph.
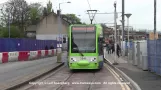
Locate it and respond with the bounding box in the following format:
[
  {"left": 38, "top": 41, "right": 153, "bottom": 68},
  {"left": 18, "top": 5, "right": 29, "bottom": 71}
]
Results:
[{"left": 0, "top": 56, "right": 59, "bottom": 89}]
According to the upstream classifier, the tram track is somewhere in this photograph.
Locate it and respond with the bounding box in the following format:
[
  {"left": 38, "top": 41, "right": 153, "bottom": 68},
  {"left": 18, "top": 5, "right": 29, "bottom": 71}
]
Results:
[
  {"left": 17, "top": 62, "right": 131, "bottom": 90},
  {"left": 87, "top": 72, "right": 96, "bottom": 90},
  {"left": 19, "top": 65, "right": 98, "bottom": 90},
  {"left": 55, "top": 69, "right": 97, "bottom": 90},
  {"left": 56, "top": 72, "right": 74, "bottom": 90},
  {"left": 16, "top": 65, "right": 69, "bottom": 90}
]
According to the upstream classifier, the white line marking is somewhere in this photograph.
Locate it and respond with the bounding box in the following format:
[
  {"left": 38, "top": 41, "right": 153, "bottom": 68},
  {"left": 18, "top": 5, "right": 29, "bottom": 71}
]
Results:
[
  {"left": 105, "top": 55, "right": 141, "bottom": 90},
  {"left": 104, "top": 64, "right": 126, "bottom": 90}
]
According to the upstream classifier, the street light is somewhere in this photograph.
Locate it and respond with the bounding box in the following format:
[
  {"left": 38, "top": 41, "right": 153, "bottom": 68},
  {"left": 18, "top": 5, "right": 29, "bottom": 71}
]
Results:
[
  {"left": 58, "top": 1, "right": 71, "bottom": 49},
  {"left": 57, "top": 1, "right": 71, "bottom": 62},
  {"left": 124, "top": 13, "right": 132, "bottom": 63},
  {"left": 59, "top": 1, "right": 71, "bottom": 11}
]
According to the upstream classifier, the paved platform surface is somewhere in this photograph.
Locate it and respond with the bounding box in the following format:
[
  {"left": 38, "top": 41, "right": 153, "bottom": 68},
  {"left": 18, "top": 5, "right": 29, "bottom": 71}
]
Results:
[{"left": 105, "top": 52, "right": 161, "bottom": 90}]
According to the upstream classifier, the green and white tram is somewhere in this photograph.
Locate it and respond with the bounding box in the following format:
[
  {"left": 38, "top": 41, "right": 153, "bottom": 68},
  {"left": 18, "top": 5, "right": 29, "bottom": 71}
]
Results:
[{"left": 67, "top": 24, "right": 105, "bottom": 70}]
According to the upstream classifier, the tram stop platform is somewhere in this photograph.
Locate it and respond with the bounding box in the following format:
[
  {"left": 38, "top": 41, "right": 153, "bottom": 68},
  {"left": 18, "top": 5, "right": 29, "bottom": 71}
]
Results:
[{"left": 105, "top": 53, "right": 161, "bottom": 90}]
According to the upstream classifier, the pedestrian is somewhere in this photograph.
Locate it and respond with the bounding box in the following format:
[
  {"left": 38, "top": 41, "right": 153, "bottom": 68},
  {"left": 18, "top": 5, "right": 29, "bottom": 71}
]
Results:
[
  {"left": 106, "top": 44, "right": 109, "bottom": 53},
  {"left": 107, "top": 44, "right": 111, "bottom": 54},
  {"left": 116, "top": 44, "right": 121, "bottom": 57},
  {"left": 45, "top": 45, "right": 48, "bottom": 50},
  {"left": 109, "top": 44, "right": 112, "bottom": 54},
  {"left": 111, "top": 44, "right": 115, "bottom": 54},
  {"left": 50, "top": 44, "right": 54, "bottom": 49}
]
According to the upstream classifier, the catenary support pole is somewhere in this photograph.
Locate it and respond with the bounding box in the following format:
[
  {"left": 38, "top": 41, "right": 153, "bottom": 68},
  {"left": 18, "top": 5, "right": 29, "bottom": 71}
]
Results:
[
  {"left": 122, "top": 0, "right": 125, "bottom": 56},
  {"left": 113, "top": 1, "right": 118, "bottom": 65}
]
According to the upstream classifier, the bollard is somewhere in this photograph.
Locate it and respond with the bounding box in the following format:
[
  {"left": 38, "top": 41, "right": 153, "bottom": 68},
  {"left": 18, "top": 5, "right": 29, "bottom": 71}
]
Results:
[{"left": 57, "top": 47, "right": 62, "bottom": 63}]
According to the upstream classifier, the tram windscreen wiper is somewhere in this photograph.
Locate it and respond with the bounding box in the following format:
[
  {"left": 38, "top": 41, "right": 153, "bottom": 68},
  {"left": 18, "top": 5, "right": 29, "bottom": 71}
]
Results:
[
  {"left": 79, "top": 51, "right": 84, "bottom": 56},
  {"left": 73, "top": 47, "right": 84, "bottom": 56}
]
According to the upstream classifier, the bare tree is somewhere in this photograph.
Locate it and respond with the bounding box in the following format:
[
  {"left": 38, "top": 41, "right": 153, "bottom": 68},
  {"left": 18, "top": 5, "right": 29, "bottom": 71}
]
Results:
[
  {"left": 0, "top": 0, "right": 30, "bottom": 33},
  {"left": 0, "top": 3, "right": 9, "bottom": 26}
]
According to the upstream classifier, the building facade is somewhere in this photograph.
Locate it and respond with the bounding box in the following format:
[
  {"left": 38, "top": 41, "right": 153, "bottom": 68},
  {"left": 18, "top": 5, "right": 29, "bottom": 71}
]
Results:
[
  {"left": 36, "top": 12, "right": 69, "bottom": 40},
  {"left": 26, "top": 11, "right": 70, "bottom": 40}
]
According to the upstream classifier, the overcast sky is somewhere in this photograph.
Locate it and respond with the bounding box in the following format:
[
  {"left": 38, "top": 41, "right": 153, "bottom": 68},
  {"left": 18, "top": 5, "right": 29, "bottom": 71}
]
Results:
[{"left": 1, "top": 0, "right": 161, "bottom": 31}]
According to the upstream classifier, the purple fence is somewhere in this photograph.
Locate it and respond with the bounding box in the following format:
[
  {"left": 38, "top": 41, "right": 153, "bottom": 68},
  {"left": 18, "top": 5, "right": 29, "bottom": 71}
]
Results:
[
  {"left": 0, "top": 38, "right": 58, "bottom": 52},
  {"left": 148, "top": 39, "right": 161, "bottom": 75}
]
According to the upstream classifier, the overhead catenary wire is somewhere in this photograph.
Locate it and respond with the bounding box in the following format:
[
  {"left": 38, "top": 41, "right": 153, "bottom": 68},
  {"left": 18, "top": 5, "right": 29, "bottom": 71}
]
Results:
[
  {"left": 86, "top": 0, "right": 92, "bottom": 10},
  {"left": 100, "top": 15, "right": 122, "bottom": 26}
]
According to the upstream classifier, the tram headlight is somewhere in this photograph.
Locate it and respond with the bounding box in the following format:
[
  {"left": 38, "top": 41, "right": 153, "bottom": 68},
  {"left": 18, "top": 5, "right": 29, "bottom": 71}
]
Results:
[
  {"left": 70, "top": 57, "right": 77, "bottom": 62},
  {"left": 90, "top": 57, "right": 97, "bottom": 62}
]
